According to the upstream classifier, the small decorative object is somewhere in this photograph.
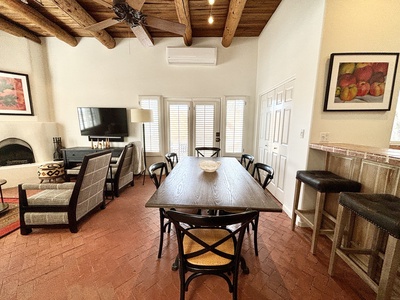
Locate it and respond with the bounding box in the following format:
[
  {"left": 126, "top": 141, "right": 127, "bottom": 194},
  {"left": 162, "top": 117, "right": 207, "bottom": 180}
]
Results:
[
  {"left": 324, "top": 52, "right": 399, "bottom": 111},
  {"left": 199, "top": 160, "right": 221, "bottom": 172},
  {"left": 52, "top": 137, "right": 63, "bottom": 161},
  {"left": 0, "top": 70, "right": 33, "bottom": 115}
]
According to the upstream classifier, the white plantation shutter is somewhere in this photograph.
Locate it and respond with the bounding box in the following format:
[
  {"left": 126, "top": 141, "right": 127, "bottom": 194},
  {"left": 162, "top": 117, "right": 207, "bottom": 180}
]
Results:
[
  {"left": 139, "top": 96, "right": 160, "bottom": 153},
  {"left": 225, "top": 98, "right": 245, "bottom": 153},
  {"left": 168, "top": 104, "right": 190, "bottom": 157},
  {"left": 195, "top": 104, "right": 215, "bottom": 148}
]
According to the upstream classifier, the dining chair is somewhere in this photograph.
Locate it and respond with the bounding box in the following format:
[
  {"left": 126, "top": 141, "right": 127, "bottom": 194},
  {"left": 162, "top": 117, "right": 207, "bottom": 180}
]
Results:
[
  {"left": 148, "top": 162, "right": 200, "bottom": 258},
  {"left": 250, "top": 162, "right": 274, "bottom": 255},
  {"left": 167, "top": 209, "right": 257, "bottom": 300},
  {"left": 239, "top": 153, "right": 255, "bottom": 171},
  {"left": 165, "top": 152, "right": 178, "bottom": 171},
  {"left": 195, "top": 146, "right": 220, "bottom": 157}
]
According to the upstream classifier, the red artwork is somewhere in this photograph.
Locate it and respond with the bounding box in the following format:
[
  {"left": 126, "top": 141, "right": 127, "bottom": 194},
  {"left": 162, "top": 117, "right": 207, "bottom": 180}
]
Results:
[{"left": 0, "top": 77, "right": 26, "bottom": 111}]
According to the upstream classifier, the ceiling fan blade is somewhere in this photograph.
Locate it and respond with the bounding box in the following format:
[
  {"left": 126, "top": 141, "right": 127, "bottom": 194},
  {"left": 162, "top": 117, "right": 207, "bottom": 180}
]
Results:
[
  {"left": 126, "top": 0, "right": 145, "bottom": 11},
  {"left": 92, "top": 0, "right": 113, "bottom": 9},
  {"left": 85, "top": 18, "right": 120, "bottom": 31},
  {"left": 145, "top": 16, "right": 186, "bottom": 36},
  {"left": 131, "top": 25, "right": 154, "bottom": 47}
]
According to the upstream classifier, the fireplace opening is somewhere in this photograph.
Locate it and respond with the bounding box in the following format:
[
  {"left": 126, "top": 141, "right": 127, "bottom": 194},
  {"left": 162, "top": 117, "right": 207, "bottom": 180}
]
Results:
[{"left": 0, "top": 138, "right": 35, "bottom": 166}]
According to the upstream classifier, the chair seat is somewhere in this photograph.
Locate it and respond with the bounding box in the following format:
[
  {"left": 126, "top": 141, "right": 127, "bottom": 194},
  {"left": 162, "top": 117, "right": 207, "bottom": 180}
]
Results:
[
  {"left": 296, "top": 170, "right": 361, "bottom": 193},
  {"left": 184, "top": 228, "right": 234, "bottom": 266},
  {"left": 339, "top": 193, "right": 400, "bottom": 239}
]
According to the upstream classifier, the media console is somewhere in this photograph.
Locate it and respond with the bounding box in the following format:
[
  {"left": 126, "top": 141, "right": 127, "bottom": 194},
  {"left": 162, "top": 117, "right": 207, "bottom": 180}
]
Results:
[{"left": 62, "top": 147, "right": 123, "bottom": 169}]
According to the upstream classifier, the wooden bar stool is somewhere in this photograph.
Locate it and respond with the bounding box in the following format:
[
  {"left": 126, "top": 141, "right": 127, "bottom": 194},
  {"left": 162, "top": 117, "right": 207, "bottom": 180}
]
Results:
[
  {"left": 291, "top": 170, "right": 361, "bottom": 254},
  {"left": 329, "top": 193, "right": 400, "bottom": 300}
]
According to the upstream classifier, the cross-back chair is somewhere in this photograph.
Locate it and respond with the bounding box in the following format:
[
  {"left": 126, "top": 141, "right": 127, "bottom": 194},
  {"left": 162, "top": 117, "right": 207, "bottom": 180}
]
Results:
[
  {"left": 167, "top": 209, "right": 258, "bottom": 300},
  {"left": 239, "top": 153, "right": 255, "bottom": 171},
  {"left": 195, "top": 146, "right": 220, "bottom": 157},
  {"left": 250, "top": 162, "right": 274, "bottom": 255},
  {"left": 165, "top": 152, "right": 178, "bottom": 171}
]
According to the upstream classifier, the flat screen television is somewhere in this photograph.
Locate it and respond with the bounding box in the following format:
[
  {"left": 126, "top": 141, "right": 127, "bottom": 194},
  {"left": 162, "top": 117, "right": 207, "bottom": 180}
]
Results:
[{"left": 77, "top": 107, "right": 129, "bottom": 138}]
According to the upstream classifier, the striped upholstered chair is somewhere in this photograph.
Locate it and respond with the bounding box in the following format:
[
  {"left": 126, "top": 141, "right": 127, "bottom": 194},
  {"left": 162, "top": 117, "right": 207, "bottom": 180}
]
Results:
[{"left": 18, "top": 151, "right": 112, "bottom": 235}]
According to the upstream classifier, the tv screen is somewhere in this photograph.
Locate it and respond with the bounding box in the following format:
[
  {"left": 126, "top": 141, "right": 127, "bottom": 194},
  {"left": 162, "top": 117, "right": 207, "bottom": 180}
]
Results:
[{"left": 77, "top": 107, "right": 129, "bottom": 137}]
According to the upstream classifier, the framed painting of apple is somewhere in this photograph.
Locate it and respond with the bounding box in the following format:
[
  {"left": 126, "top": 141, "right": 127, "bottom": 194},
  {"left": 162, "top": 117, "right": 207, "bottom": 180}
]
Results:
[{"left": 323, "top": 52, "right": 399, "bottom": 111}]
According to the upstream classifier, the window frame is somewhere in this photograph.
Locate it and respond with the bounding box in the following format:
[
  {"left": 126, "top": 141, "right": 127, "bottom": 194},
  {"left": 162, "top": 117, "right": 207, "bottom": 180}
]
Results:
[
  {"left": 139, "top": 95, "right": 163, "bottom": 157},
  {"left": 222, "top": 96, "right": 247, "bottom": 157}
]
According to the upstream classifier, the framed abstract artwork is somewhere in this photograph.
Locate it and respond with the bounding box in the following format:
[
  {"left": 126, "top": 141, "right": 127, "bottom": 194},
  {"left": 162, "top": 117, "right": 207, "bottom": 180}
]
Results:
[
  {"left": 0, "top": 71, "right": 33, "bottom": 115},
  {"left": 324, "top": 53, "right": 399, "bottom": 111}
]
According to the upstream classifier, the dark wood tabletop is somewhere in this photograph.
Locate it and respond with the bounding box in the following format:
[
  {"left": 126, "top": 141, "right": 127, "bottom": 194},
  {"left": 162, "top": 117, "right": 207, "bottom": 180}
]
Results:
[{"left": 145, "top": 156, "right": 282, "bottom": 212}]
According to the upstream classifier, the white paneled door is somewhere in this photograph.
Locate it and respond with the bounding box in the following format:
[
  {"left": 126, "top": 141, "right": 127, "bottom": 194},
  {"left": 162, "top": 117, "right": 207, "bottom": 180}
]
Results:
[
  {"left": 258, "top": 79, "right": 294, "bottom": 203},
  {"left": 166, "top": 98, "right": 220, "bottom": 157}
]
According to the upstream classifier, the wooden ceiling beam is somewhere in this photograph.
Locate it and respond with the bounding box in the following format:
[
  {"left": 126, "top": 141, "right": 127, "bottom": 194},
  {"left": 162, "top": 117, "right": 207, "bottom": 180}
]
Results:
[
  {"left": 222, "top": 0, "right": 247, "bottom": 48},
  {"left": 0, "top": 17, "right": 41, "bottom": 44},
  {"left": 51, "top": 0, "right": 116, "bottom": 49},
  {"left": 174, "top": 0, "right": 192, "bottom": 46},
  {"left": 0, "top": 0, "right": 78, "bottom": 47}
]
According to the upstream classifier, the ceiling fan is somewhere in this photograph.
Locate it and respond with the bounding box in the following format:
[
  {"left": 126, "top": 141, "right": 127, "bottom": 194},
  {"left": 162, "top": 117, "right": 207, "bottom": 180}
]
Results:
[{"left": 87, "top": 0, "right": 186, "bottom": 47}]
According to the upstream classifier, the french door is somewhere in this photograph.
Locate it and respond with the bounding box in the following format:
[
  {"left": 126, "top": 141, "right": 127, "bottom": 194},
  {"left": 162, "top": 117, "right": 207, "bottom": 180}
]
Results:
[
  {"left": 165, "top": 98, "right": 220, "bottom": 157},
  {"left": 258, "top": 79, "right": 294, "bottom": 203}
]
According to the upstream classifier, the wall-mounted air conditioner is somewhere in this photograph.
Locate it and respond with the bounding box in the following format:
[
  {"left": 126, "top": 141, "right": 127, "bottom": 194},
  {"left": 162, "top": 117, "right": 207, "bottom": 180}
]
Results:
[{"left": 166, "top": 47, "right": 217, "bottom": 65}]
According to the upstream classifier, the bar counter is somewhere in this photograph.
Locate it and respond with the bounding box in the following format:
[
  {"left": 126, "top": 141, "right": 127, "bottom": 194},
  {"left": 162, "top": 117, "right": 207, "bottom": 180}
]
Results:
[
  {"left": 310, "top": 142, "right": 400, "bottom": 166},
  {"left": 309, "top": 142, "right": 400, "bottom": 292}
]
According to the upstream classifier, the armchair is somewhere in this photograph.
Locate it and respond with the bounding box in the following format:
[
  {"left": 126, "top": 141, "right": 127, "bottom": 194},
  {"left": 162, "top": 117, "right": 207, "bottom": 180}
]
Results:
[
  {"left": 18, "top": 151, "right": 112, "bottom": 235},
  {"left": 107, "top": 143, "right": 135, "bottom": 197}
]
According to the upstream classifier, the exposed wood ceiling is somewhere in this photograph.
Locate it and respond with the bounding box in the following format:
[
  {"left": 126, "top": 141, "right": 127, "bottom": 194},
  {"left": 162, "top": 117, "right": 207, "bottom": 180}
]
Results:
[{"left": 0, "top": 0, "right": 281, "bottom": 49}]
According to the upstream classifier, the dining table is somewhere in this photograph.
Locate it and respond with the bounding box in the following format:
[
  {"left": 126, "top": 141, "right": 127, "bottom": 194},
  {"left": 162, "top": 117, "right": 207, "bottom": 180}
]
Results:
[{"left": 145, "top": 156, "right": 282, "bottom": 213}]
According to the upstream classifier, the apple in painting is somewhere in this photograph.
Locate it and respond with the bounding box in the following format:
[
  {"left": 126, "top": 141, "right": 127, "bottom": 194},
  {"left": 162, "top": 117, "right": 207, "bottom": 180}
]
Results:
[
  {"left": 335, "top": 87, "right": 341, "bottom": 97},
  {"left": 356, "top": 81, "right": 370, "bottom": 97},
  {"left": 354, "top": 63, "right": 373, "bottom": 82},
  {"left": 370, "top": 82, "right": 385, "bottom": 97},
  {"left": 340, "top": 84, "right": 358, "bottom": 101},
  {"left": 339, "top": 63, "right": 355, "bottom": 75},
  {"left": 369, "top": 72, "right": 385, "bottom": 84},
  {"left": 372, "top": 63, "right": 388, "bottom": 75},
  {"left": 338, "top": 74, "right": 357, "bottom": 88}
]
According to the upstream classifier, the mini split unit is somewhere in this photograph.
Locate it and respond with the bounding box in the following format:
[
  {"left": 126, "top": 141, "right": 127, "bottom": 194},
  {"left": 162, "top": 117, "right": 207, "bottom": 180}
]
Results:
[{"left": 166, "top": 47, "right": 217, "bottom": 65}]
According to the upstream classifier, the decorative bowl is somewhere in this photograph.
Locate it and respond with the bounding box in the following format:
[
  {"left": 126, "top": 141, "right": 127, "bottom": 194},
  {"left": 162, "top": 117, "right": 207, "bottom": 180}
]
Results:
[{"left": 199, "top": 160, "right": 221, "bottom": 172}]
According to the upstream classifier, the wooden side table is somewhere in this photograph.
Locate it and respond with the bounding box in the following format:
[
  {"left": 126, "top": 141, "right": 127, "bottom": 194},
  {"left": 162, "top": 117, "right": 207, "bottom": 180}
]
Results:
[{"left": 0, "top": 179, "right": 9, "bottom": 213}]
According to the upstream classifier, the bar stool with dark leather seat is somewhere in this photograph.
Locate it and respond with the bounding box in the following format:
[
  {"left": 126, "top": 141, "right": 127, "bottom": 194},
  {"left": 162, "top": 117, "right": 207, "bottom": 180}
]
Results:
[
  {"left": 291, "top": 170, "right": 361, "bottom": 254},
  {"left": 329, "top": 193, "right": 400, "bottom": 300}
]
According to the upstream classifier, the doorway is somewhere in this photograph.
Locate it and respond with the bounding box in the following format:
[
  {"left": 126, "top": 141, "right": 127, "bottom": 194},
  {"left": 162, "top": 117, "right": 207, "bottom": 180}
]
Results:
[{"left": 165, "top": 98, "right": 221, "bottom": 157}]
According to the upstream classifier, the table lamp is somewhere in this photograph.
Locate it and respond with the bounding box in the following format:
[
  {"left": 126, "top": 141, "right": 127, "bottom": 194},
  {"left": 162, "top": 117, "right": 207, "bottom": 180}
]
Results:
[{"left": 131, "top": 108, "right": 153, "bottom": 184}]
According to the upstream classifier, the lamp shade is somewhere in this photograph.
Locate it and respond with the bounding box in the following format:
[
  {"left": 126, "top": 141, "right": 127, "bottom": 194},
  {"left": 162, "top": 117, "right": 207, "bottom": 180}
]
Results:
[{"left": 130, "top": 109, "right": 153, "bottom": 123}]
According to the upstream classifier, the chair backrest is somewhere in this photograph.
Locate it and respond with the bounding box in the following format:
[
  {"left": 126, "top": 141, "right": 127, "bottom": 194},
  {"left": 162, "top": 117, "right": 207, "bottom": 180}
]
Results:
[
  {"left": 240, "top": 154, "right": 255, "bottom": 171},
  {"left": 71, "top": 150, "right": 112, "bottom": 220},
  {"left": 252, "top": 162, "right": 274, "bottom": 189},
  {"left": 166, "top": 210, "right": 257, "bottom": 291},
  {"left": 114, "top": 143, "right": 134, "bottom": 184},
  {"left": 195, "top": 147, "right": 220, "bottom": 157},
  {"left": 148, "top": 162, "right": 169, "bottom": 189},
  {"left": 165, "top": 152, "right": 178, "bottom": 171}
]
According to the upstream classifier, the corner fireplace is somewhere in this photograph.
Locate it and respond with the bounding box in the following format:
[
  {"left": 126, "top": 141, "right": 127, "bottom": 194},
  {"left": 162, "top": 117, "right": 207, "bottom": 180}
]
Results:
[{"left": 0, "top": 138, "right": 35, "bottom": 166}]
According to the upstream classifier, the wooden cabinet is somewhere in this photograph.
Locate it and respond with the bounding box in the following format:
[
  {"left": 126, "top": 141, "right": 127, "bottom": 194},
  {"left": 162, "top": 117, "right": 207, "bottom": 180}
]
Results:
[{"left": 62, "top": 147, "right": 123, "bottom": 169}]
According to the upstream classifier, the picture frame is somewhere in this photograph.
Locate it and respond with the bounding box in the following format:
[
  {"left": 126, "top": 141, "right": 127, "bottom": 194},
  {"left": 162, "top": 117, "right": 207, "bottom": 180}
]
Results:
[
  {"left": 0, "top": 70, "right": 33, "bottom": 115},
  {"left": 323, "top": 52, "right": 399, "bottom": 111}
]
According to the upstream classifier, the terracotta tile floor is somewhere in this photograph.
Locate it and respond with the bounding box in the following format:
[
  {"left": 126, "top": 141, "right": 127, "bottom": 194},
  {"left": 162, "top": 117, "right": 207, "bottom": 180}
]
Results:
[{"left": 0, "top": 178, "right": 376, "bottom": 300}]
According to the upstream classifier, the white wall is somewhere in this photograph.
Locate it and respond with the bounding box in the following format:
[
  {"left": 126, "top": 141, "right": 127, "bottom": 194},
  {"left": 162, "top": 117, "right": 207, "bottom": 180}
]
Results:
[
  {"left": 44, "top": 37, "right": 259, "bottom": 158},
  {"left": 310, "top": 0, "right": 400, "bottom": 148},
  {"left": 256, "top": 0, "right": 326, "bottom": 214}
]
